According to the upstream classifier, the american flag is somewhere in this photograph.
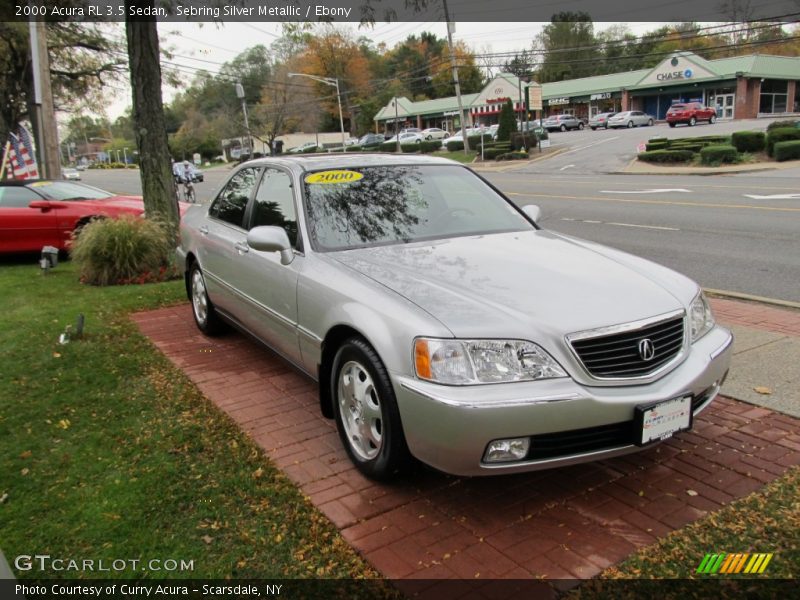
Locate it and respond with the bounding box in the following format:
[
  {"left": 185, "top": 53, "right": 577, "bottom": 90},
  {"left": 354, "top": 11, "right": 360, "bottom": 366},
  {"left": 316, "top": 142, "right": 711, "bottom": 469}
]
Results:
[{"left": 2, "top": 126, "right": 40, "bottom": 180}]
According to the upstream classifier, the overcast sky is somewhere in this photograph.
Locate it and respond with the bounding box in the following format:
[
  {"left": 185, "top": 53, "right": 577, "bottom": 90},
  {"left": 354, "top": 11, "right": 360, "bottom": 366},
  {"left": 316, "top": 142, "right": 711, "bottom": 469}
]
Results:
[{"left": 95, "top": 20, "right": 668, "bottom": 120}]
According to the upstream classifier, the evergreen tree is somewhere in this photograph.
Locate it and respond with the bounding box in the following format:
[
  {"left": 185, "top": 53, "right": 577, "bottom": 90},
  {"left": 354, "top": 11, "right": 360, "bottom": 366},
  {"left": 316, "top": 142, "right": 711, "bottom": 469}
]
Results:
[{"left": 496, "top": 99, "right": 517, "bottom": 142}]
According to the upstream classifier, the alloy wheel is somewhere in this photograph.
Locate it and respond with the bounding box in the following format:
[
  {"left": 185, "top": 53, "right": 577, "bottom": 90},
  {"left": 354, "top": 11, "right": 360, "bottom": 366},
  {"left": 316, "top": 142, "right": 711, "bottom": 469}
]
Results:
[{"left": 338, "top": 360, "right": 383, "bottom": 460}]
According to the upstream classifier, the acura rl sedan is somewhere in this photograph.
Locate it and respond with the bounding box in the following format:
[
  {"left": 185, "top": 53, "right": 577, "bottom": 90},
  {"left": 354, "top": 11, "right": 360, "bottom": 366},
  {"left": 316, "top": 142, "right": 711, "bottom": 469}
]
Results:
[{"left": 176, "top": 155, "right": 732, "bottom": 479}]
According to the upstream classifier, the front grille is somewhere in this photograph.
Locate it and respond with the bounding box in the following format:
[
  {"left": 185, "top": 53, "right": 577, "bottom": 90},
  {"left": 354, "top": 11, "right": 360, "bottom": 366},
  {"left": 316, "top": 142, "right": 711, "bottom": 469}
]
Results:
[
  {"left": 527, "top": 421, "right": 633, "bottom": 460},
  {"left": 570, "top": 315, "right": 685, "bottom": 379}
]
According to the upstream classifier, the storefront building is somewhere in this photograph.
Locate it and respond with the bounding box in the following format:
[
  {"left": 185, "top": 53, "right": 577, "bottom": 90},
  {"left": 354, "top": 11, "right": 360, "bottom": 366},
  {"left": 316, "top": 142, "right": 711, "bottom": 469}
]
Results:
[{"left": 373, "top": 52, "right": 799, "bottom": 131}]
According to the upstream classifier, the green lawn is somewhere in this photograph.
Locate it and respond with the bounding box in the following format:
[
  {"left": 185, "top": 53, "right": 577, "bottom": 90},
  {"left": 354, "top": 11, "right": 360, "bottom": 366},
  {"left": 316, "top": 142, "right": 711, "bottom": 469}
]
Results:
[
  {"left": 0, "top": 261, "right": 382, "bottom": 581},
  {"left": 432, "top": 150, "right": 476, "bottom": 164}
]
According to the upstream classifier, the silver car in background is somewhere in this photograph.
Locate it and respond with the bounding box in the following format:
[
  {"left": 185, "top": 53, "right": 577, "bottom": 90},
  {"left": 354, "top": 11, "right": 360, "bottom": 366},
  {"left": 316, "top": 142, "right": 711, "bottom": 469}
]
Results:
[
  {"left": 177, "top": 155, "right": 732, "bottom": 479},
  {"left": 608, "top": 110, "right": 656, "bottom": 128}
]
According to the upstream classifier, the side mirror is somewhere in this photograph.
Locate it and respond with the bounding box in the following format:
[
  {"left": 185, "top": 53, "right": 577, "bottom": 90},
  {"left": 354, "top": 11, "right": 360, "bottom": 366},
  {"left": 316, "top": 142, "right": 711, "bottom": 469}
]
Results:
[
  {"left": 29, "top": 201, "right": 52, "bottom": 212},
  {"left": 246, "top": 226, "right": 294, "bottom": 265},
  {"left": 522, "top": 204, "right": 542, "bottom": 222}
]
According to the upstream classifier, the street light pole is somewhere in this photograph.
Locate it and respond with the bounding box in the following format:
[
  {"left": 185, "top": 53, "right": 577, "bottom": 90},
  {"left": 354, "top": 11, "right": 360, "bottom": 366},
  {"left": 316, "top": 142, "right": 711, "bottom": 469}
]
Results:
[
  {"left": 394, "top": 97, "right": 400, "bottom": 153},
  {"left": 288, "top": 73, "right": 347, "bottom": 150},
  {"left": 443, "top": 1, "right": 469, "bottom": 154},
  {"left": 123, "top": 147, "right": 128, "bottom": 164}
]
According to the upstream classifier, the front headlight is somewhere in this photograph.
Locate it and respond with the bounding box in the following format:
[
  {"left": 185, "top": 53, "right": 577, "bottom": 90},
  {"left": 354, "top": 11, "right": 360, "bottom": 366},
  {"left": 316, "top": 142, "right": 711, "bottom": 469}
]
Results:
[
  {"left": 414, "top": 338, "right": 567, "bottom": 385},
  {"left": 690, "top": 292, "right": 715, "bottom": 342}
]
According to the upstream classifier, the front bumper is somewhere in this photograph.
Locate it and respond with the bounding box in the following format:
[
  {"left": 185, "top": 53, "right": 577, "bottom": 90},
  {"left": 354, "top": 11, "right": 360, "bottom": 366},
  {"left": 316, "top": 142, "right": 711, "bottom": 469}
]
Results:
[{"left": 392, "top": 325, "right": 733, "bottom": 476}]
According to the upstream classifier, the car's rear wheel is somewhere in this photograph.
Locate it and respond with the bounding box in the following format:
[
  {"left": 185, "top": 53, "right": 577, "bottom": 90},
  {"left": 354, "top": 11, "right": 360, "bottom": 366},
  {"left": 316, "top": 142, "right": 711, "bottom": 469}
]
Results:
[
  {"left": 689, "top": 116, "right": 697, "bottom": 126},
  {"left": 590, "top": 126, "right": 597, "bottom": 131},
  {"left": 648, "top": 119, "right": 654, "bottom": 126},
  {"left": 332, "top": 337, "right": 411, "bottom": 480},
  {"left": 190, "top": 263, "right": 225, "bottom": 335},
  {"left": 669, "top": 122, "right": 676, "bottom": 128},
  {"left": 709, "top": 115, "right": 716, "bottom": 124},
  {"left": 426, "top": 135, "right": 432, "bottom": 140},
  {"left": 627, "top": 121, "right": 633, "bottom": 128},
  {"left": 560, "top": 124, "right": 567, "bottom": 132},
  {"left": 578, "top": 122, "right": 584, "bottom": 130}
]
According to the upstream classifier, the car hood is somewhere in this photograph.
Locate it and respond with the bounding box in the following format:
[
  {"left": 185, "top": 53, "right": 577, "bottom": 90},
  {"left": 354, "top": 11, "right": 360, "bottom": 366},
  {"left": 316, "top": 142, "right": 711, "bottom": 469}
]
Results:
[
  {"left": 331, "top": 230, "right": 695, "bottom": 339},
  {"left": 84, "top": 195, "right": 144, "bottom": 210}
]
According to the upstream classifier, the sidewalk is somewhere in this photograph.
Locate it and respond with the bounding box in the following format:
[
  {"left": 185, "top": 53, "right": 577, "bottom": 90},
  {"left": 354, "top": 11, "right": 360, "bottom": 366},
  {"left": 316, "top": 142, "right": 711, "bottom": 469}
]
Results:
[{"left": 132, "top": 296, "right": 800, "bottom": 585}]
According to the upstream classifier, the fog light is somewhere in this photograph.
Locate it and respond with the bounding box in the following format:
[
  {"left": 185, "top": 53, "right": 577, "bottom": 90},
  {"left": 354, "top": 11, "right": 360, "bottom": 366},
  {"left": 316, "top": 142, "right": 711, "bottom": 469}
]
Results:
[{"left": 484, "top": 437, "right": 530, "bottom": 463}]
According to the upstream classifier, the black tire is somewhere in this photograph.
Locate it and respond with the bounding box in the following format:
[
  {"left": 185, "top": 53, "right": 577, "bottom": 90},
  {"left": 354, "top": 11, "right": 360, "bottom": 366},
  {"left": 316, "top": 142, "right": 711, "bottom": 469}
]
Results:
[
  {"left": 627, "top": 121, "right": 633, "bottom": 128},
  {"left": 669, "top": 122, "right": 676, "bottom": 128},
  {"left": 648, "top": 119, "right": 654, "bottom": 126},
  {"left": 560, "top": 124, "right": 567, "bottom": 132},
  {"left": 578, "top": 122, "right": 584, "bottom": 130},
  {"left": 590, "top": 126, "right": 597, "bottom": 131},
  {"left": 189, "top": 263, "right": 225, "bottom": 335},
  {"left": 186, "top": 187, "right": 196, "bottom": 203},
  {"left": 689, "top": 116, "right": 697, "bottom": 127},
  {"left": 709, "top": 115, "right": 716, "bottom": 124},
  {"left": 426, "top": 135, "right": 432, "bottom": 140},
  {"left": 331, "top": 337, "right": 411, "bottom": 480}
]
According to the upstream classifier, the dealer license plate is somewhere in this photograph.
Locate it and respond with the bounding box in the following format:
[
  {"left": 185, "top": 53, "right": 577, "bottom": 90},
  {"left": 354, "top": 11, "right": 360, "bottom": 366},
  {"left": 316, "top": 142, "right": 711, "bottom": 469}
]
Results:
[{"left": 634, "top": 395, "right": 693, "bottom": 445}]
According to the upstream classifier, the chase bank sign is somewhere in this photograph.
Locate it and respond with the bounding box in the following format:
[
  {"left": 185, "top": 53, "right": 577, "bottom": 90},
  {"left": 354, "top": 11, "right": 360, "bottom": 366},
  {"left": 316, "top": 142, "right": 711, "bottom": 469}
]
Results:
[{"left": 657, "top": 68, "right": 693, "bottom": 81}]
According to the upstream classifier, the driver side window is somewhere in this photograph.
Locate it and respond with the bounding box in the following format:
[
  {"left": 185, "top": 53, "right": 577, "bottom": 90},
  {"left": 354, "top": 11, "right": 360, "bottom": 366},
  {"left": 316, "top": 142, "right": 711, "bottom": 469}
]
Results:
[
  {"left": 209, "top": 168, "right": 260, "bottom": 227},
  {"left": 249, "top": 168, "right": 298, "bottom": 247}
]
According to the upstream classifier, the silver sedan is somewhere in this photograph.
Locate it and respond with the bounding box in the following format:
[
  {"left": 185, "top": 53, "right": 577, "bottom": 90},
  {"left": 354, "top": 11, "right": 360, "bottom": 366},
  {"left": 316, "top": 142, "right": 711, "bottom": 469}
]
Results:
[
  {"left": 608, "top": 110, "right": 656, "bottom": 128},
  {"left": 177, "top": 155, "right": 732, "bottom": 479}
]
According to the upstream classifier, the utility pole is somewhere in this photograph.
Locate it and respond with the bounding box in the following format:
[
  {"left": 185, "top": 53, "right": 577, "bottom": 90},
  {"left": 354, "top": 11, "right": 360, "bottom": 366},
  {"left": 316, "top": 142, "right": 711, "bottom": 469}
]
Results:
[
  {"left": 235, "top": 82, "right": 252, "bottom": 157},
  {"left": 394, "top": 97, "right": 400, "bottom": 153},
  {"left": 442, "top": 0, "right": 469, "bottom": 153},
  {"left": 29, "top": 20, "right": 60, "bottom": 177}
]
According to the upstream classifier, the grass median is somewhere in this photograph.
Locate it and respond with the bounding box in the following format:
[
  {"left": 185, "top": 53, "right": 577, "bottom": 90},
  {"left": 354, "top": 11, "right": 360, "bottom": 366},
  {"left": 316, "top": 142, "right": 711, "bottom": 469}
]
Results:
[{"left": 0, "top": 260, "right": 382, "bottom": 582}]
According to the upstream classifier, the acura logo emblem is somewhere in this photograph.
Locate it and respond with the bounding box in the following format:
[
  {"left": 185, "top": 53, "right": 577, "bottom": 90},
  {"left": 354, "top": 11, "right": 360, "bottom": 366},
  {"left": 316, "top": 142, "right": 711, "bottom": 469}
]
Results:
[{"left": 638, "top": 338, "right": 656, "bottom": 361}]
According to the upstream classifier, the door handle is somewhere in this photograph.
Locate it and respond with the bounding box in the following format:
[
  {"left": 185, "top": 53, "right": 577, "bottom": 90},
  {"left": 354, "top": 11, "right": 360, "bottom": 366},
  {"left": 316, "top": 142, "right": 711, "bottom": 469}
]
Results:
[
  {"left": 234, "top": 242, "right": 249, "bottom": 254},
  {"left": 199, "top": 226, "right": 208, "bottom": 235}
]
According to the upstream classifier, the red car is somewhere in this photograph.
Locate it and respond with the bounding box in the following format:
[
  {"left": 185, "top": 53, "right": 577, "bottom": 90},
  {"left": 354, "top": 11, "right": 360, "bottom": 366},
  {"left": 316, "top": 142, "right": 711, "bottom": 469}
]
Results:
[
  {"left": 666, "top": 102, "right": 717, "bottom": 127},
  {"left": 0, "top": 180, "right": 188, "bottom": 253}
]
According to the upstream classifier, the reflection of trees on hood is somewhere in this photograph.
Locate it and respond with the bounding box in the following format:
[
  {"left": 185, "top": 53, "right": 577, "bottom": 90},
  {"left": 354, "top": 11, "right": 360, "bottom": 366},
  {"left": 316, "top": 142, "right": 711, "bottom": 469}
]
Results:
[{"left": 306, "top": 167, "right": 426, "bottom": 247}]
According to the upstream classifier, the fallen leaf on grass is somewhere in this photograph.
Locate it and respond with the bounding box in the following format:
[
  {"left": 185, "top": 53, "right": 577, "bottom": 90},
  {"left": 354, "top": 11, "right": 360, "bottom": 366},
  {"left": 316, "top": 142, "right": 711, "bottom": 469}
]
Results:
[
  {"left": 58, "top": 419, "right": 71, "bottom": 430},
  {"left": 53, "top": 352, "right": 61, "bottom": 358},
  {"left": 753, "top": 386, "right": 772, "bottom": 395},
  {"left": 0, "top": 493, "right": 8, "bottom": 504},
  {"left": 21, "top": 468, "right": 29, "bottom": 476},
  {"left": 201, "top": 535, "right": 213, "bottom": 544},
  {"left": 20, "top": 451, "right": 31, "bottom": 459},
  {"left": 253, "top": 467, "right": 264, "bottom": 479}
]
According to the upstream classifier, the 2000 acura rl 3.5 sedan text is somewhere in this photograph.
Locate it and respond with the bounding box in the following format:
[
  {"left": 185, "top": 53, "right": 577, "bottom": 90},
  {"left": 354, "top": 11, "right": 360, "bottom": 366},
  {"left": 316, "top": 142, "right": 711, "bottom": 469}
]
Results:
[{"left": 177, "top": 155, "right": 733, "bottom": 479}]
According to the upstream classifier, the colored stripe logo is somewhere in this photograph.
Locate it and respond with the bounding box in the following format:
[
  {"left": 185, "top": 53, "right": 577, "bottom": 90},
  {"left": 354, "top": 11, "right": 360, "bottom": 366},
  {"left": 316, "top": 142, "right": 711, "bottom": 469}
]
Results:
[{"left": 697, "top": 552, "right": 773, "bottom": 574}]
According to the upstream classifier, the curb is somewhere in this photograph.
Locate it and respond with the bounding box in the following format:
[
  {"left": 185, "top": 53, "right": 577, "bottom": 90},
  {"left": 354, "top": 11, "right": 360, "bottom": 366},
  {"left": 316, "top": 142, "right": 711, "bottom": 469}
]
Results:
[
  {"left": 614, "top": 158, "right": 800, "bottom": 176},
  {"left": 704, "top": 287, "right": 800, "bottom": 310},
  {"left": 471, "top": 147, "right": 566, "bottom": 172}
]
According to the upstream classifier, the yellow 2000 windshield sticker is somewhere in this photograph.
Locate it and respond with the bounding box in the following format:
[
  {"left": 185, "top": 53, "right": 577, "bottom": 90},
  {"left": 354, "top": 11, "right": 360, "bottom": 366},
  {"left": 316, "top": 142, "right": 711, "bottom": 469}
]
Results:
[{"left": 305, "top": 170, "right": 363, "bottom": 184}]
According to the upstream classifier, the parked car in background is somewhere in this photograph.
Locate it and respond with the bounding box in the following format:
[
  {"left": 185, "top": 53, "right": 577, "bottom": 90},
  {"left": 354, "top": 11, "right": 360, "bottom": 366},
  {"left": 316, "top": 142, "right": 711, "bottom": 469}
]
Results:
[
  {"left": 62, "top": 168, "right": 81, "bottom": 181},
  {"left": 399, "top": 128, "right": 421, "bottom": 135},
  {"left": 588, "top": 112, "right": 617, "bottom": 130},
  {"left": 666, "top": 102, "right": 717, "bottom": 127},
  {"left": 421, "top": 127, "right": 449, "bottom": 140},
  {"left": 0, "top": 180, "right": 189, "bottom": 253},
  {"left": 543, "top": 114, "right": 584, "bottom": 131},
  {"left": 441, "top": 128, "right": 488, "bottom": 148},
  {"left": 608, "top": 111, "right": 655, "bottom": 128},
  {"left": 177, "top": 154, "right": 732, "bottom": 479},
  {"left": 288, "top": 142, "right": 324, "bottom": 154},
  {"left": 358, "top": 133, "right": 385, "bottom": 147},
  {"left": 75, "top": 164, "right": 87, "bottom": 171},
  {"left": 385, "top": 132, "right": 424, "bottom": 145}
]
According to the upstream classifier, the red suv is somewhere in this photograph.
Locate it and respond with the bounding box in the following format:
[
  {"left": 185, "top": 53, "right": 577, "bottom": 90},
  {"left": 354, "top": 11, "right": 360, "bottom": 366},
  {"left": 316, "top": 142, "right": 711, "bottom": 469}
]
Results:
[{"left": 666, "top": 102, "right": 717, "bottom": 127}]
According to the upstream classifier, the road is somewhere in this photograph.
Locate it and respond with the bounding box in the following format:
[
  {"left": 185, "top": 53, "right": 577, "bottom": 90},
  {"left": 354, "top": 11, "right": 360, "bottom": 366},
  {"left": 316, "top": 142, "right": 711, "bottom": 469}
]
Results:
[{"left": 80, "top": 120, "right": 800, "bottom": 303}]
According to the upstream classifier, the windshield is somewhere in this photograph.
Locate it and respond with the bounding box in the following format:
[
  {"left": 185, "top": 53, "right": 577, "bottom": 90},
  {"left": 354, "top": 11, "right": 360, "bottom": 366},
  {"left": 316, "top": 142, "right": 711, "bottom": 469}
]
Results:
[
  {"left": 303, "top": 165, "right": 534, "bottom": 251},
  {"left": 27, "top": 181, "right": 113, "bottom": 201}
]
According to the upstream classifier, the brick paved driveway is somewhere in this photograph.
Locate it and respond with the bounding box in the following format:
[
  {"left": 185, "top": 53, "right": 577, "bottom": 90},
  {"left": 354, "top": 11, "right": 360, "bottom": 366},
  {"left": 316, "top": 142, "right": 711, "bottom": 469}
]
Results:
[{"left": 132, "top": 298, "right": 800, "bottom": 582}]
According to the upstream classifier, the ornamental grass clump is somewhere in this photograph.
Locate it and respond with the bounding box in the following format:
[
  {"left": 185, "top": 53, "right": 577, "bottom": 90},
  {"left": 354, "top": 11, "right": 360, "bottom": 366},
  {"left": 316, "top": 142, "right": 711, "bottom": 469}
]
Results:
[{"left": 69, "top": 215, "right": 176, "bottom": 286}]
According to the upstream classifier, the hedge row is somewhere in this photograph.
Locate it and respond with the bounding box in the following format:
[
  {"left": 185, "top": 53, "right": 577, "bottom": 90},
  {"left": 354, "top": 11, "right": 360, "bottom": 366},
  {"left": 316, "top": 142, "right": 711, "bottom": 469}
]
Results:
[
  {"left": 699, "top": 144, "right": 738, "bottom": 165},
  {"left": 774, "top": 140, "right": 800, "bottom": 162},
  {"left": 637, "top": 149, "right": 694, "bottom": 163},
  {"left": 766, "top": 119, "right": 800, "bottom": 131},
  {"left": 730, "top": 131, "right": 765, "bottom": 153},
  {"left": 766, "top": 127, "right": 800, "bottom": 157}
]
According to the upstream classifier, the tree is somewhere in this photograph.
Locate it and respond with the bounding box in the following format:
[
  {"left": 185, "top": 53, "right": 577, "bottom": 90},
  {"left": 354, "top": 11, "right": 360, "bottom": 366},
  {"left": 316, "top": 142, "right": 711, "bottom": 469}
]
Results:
[
  {"left": 0, "top": 21, "right": 125, "bottom": 164},
  {"left": 125, "top": 1, "right": 177, "bottom": 231},
  {"left": 430, "top": 41, "right": 485, "bottom": 96},
  {"left": 536, "top": 12, "right": 597, "bottom": 83},
  {"left": 496, "top": 99, "right": 517, "bottom": 142}
]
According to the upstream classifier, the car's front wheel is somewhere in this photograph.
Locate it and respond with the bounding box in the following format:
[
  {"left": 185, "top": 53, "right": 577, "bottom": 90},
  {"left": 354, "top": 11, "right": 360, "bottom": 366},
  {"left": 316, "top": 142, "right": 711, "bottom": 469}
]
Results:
[
  {"left": 689, "top": 116, "right": 697, "bottom": 126},
  {"left": 627, "top": 121, "right": 633, "bottom": 128},
  {"left": 332, "top": 337, "right": 411, "bottom": 480},
  {"left": 709, "top": 115, "right": 716, "bottom": 124},
  {"left": 648, "top": 119, "right": 654, "bottom": 126},
  {"left": 190, "top": 263, "right": 225, "bottom": 335},
  {"left": 560, "top": 124, "right": 567, "bottom": 132},
  {"left": 669, "top": 122, "right": 676, "bottom": 128},
  {"left": 578, "top": 122, "right": 584, "bottom": 130}
]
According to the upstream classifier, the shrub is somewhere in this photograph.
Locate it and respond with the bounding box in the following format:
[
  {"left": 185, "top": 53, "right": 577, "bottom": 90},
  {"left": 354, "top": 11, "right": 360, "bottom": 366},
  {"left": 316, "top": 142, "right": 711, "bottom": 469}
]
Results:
[
  {"left": 466, "top": 133, "right": 492, "bottom": 149},
  {"left": 648, "top": 136, "right": 668, "bottom": 143},
  {"left": 69, "top": 215, "right": 175, "bottom": 286},
  {"left": 766, "top": 119, "right": 800, "bottom": 131},
  {"left": 345, "top": 145, "right": 362, "bottom": 152},
  {"left": 637, "top": 149, "right": 694, "bottom": 163},
  {"left": 299, "top": 146, "right": 319, "bottom": 154},
  {"left": 699, "top": 144, "right": 738, "bottom": 165},
  {"left": 480, "top": 147, "right": 507, "bottom": 160},
  {"left": 766, "top": 127, "right": 800, "bottom": 156},
  {"left": 510, "top": 131, "right": 537, "bottom": 151},
  {"left": 419, "top": 140, "right": 442, "bottom": 153},
  {"left": 773, "top": 140, "right": 800, "bottom": 162},
  {"left": 645, "top": 141, "right": 669, "bottom": 151},
  {"left": 730, "top": 131, "right": 766, "bottom": 153},
  {"left": 446, "top": 139, "right": 464, "bottom": 152},
  {"left": 400, "top": 143, "right": 420, "bottom": 153},
  {"left": 668, "top": 143, "right": 703, "bottom": 153},
  {"left": 496, "top": 150, "right": 529, "bottom": 161}
]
